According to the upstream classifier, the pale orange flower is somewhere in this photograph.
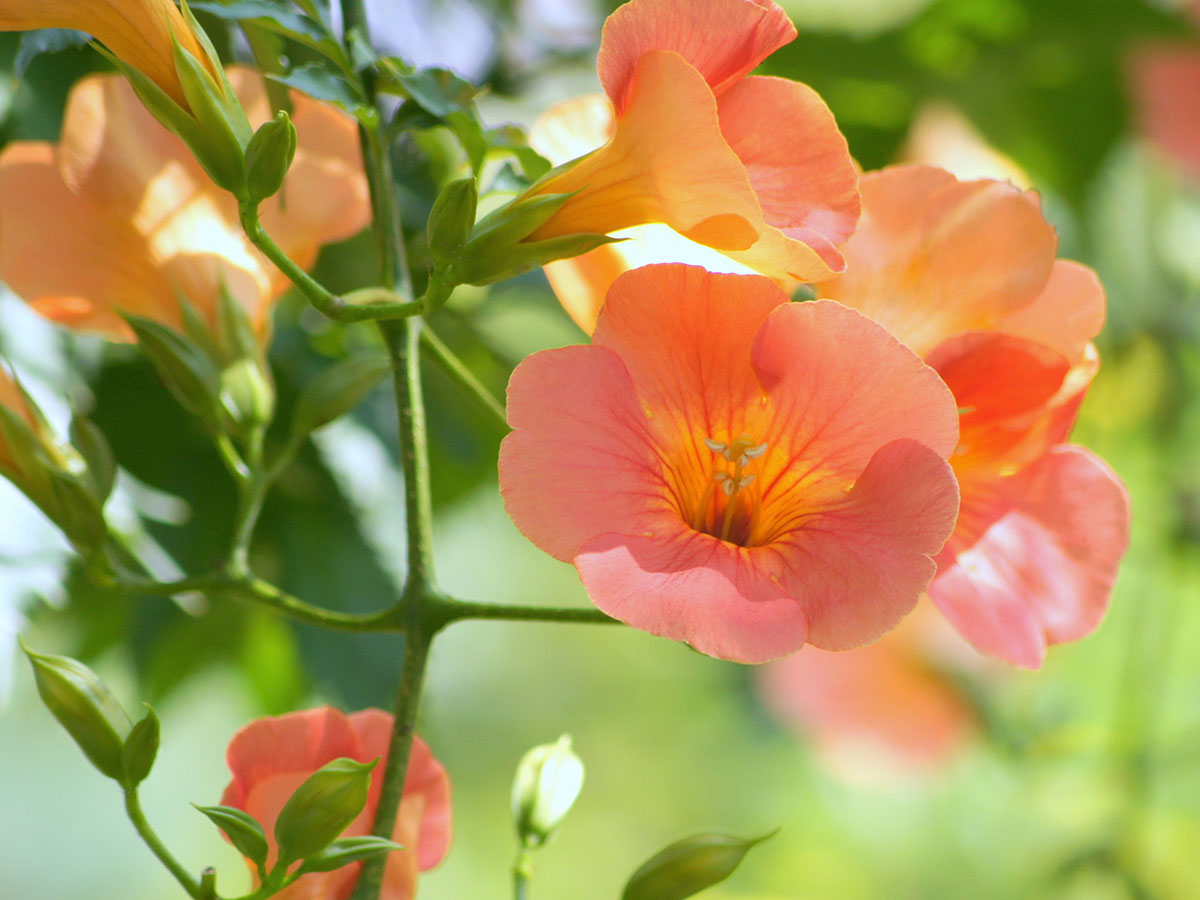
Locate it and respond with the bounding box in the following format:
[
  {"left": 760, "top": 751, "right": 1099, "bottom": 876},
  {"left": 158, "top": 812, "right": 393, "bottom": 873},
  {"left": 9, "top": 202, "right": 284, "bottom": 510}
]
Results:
[
  {"left": 525, "top": 0, "right": 860, "bottom": 333},
  {"left": 0, "top": 68, "right": 369, "bottom": 342},
  {"left": 0, "top": 0, "right": 210, "bottom": 108},
  {"left": 822, "top": 166, "right": 1130, "bottom": 667},
  {"left": 759, "top": 604, "right": 977, "bottom": 773}
]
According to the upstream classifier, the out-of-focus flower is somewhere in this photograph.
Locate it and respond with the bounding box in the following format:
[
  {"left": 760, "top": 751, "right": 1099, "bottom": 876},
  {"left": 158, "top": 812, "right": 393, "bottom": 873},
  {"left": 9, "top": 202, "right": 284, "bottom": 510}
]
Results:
[
  {"left": 500, "top": 264, "right": 959, "bottom": 663},
  {"left": 526, "top": 0, "right": 860, "bottom": 333},
  {"left": 902, "top": 102, "right": 1030, "bottom": 187},
  {"left": 0, "top": 0, "right": 210, "bottom": 108},
  {"left": 221, "top": 707, "right": 452, "bottom": 900},
  {"left": 822, "top": 165, "right": 1130, "bottom": 668},
  {"left": 1129, "top": 43, "right": 1200, "bottom": 179},
  {"left": 758, "top": 603, "right": 977, "bottom": 774},
  {"left": 0, "top": 68, "right": 369, "bottom": 343}
]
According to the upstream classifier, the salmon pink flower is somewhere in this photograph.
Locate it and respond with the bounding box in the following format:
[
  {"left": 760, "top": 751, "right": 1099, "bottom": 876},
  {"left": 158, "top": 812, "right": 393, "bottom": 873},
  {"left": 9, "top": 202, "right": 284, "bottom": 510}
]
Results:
[
  {"left": 524, "top": 0, "right": 860, "bottom": 333},
  {"left": 221, "top": 707, "right": 451, "bottom": 900},
  {"left": 758, "top": 604, "right": 977, "bottom": 772},
  {"left": 500, "top": 264, "right": 961, "bottom": 663},
  {"left": 0, "top": 0, "right": 210, "bottom": 108},
  {"left": 821, "top": 165, "right": 1131, "bottom": 667},
  {"left": 1129, "top": 42, "right": 1200, "bottom": 179},
  {"left": 0, "top": 69, "right": 368, "bottom": 343}
]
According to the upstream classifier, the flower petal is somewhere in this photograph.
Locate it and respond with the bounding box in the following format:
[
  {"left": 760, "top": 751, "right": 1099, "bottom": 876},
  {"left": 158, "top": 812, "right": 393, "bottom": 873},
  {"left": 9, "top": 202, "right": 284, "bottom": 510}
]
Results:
[
  {"left": 930, "top": 446, "right": 1131, "bottom": 668},
  {"left": 531, "top": 50, "right": 762, "bottom": 250},
  {"left": 0, "top": 142, "right": 171, "bottom": 338},
  {"left": 716, "top": 76, "right": 860, "bottom": 277},
  {"left": 776, "top": 439, "right": 960, "bottom": 649},
  {"left": 751, "top": 300, "right": 960, "bottom": 498},
  {"left": 593, "top": 264, "right": 788, "bottom": 433},
  {"left": 822, "top": 165, "right": 1058, "bottom": 355},
  {"left": 499, "top": 344, "right": 670, "bottom": 562},
  {"left": 598, "top": 0, "right": 796, "bottom": 114},
  {"left": 995, "top": 260, "right": 1106, "bottom": 364},
  {"left": 575, "top": 527, "right": 811, "bottom": 663},
  {"left": 221, "top": 707, "right": 358, "bottom": 806}
]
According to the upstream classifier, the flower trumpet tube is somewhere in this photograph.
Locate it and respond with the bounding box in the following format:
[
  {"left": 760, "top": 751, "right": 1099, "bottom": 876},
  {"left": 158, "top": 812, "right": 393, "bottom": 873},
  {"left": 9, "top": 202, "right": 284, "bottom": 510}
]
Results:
[
  {"left": 0, "top": 69, "right": 369, "bottom": 344},
  {"left": 821, "top": 165, "right": 1131, "bottom": 667},
  {"left": 518, "top": 0, "right": 859, "bottom": 332},
  {"left": 0, "top": 0, "right": 209, "bottom": 108},
  {"left": 221, "top": 707, "right": 452, "bottom": 900},
  {"left": 500, "top": 264, "right": 961, "bottom": 663}
]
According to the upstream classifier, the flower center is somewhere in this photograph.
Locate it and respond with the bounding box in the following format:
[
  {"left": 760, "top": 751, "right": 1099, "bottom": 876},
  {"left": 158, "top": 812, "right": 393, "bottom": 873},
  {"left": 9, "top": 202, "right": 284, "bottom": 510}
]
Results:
[{"left": 694, "top": 434, "right": 767, "bottom": 546}]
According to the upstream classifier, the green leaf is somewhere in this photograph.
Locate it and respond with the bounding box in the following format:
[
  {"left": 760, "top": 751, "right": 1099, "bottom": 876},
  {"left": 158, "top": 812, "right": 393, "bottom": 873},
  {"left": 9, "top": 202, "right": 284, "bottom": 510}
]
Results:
[
  {"left": 291, "top": 355, "right": 391, "bottom": 437},
  {"left": 194, "top": 805, "right": 270, "bottom": 869},
  {"left": 121, "top": 705, "right": 161, "bottom": 788},
  {"left": 274, "top": 757, "right": 377, "bottom": 864},
  {"left": 69, "top": 414, "right": 116, "bottom": 503},
  {"left": 22, "top": 643, "right": 132, "bottom": 782},
  {"left": 15, "top": 29, "right": 90, "bottom": 78},
  {"left": 190, "top": 1, "right": 350, "bottom": 73},
  {"left": 621, "top": 830, "right": 779, "bottom": 900},
  {"left": 297, "top": 835, "right": 403, "bottom": 874},
  {"left": 268, "top": 65, "right": 368, "bottom": 116},
  {"left": 124, "top": 315, "right": 222, "bottom": 427}
]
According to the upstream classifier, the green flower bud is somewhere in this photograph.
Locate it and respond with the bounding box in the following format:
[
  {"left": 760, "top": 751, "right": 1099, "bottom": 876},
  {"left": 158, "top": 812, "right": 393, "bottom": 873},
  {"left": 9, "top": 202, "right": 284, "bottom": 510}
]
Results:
[
  {"left": 121, "top": 706, "right": 161, "bottom": 788},
  {"left": 124, "top": 314, "right": 222, "bottom": 428},
  {"left": 220, "top": 359, "right": 276, "bottom": 436},
  {"left": 511, "top": 735, "right": 585, "bottom": 849},
  {"left": 274, "top": 757, "right": 377, "bottom": 865},
  {"left": 621, "top": 830, "right": 778, "bottom": 900},
  {"left": 22, "top": 644, "right": 132, "bottom": 782},
  {"left": 427, "top": 177, "right": 478, "bottom": 271},
  {"left": 244, "top": 111, "right": 299, "bottom": 205}
]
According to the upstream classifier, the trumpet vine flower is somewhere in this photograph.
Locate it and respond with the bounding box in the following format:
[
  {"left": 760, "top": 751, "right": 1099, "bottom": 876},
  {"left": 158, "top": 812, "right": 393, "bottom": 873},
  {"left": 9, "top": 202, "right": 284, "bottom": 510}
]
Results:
[
  {"left": 0, "top": 0, "right": 210, "bottom": 108},
  {"left": 526, "top": 0, "right": 860, "bottom": 333},
  {"left": 821, "top": 165, "right": 1131, "bottom": 667},
  {"left": 500, "top": 264, "right": 960, "bottom": 663},
  {"left": 0, "top": 69, "right": 369, "bottom": 343},
  {"left": 221, "top": 707, "right": 452, "bottom": 900}
]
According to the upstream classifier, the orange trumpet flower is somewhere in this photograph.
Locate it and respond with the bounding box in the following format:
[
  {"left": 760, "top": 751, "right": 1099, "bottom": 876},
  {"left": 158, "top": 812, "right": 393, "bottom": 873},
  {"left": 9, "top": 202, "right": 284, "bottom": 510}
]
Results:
[
  {"left": 0, "top": 69, "right": 369, "bottom": 343},
  {"left": 525, "top": 0, "right": 860, "bottom": 333},
  {"left": 822, "top": 165, "right": 1130, "bottom": 667},
  {"left": 0, "top": 0, "right": 210, "bottom": 108}
]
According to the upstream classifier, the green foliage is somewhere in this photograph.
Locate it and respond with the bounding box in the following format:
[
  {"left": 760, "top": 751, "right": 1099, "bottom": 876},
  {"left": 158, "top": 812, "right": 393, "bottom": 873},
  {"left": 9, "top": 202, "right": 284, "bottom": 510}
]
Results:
[
  {"left": 274, "top": 757, "right": 377, "bottom": 864},
  {"left": 297, "top": 835, "right": 404, "bottom": 874},
  {"left": 194, "top": 804, "right": 270, "bottom": 872}
]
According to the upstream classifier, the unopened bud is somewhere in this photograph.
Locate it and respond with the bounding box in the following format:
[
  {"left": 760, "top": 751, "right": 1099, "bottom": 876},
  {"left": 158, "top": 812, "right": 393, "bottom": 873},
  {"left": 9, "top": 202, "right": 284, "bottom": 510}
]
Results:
[
  {"left": 427, "top": 177, "right": 478, "bottom": 271},
  {"left": 22, "top": 644, "right": 131, "bottom": 781},
  {"left": 274, "top": 757, "right": 377, "bottom": 864},
  {"left": 511, "top": 735, "right": 585, "bottom": 848},
  {"left": 244, "top": 111, "right": 298, "bottom": 205}
]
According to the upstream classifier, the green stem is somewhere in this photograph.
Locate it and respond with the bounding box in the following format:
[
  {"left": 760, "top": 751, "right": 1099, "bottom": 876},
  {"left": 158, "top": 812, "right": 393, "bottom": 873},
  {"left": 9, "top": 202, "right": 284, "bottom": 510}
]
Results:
[
  {"left": 124, "top": 787, "right": 203, "bottom": 899},
  {"left": 420, "top": 323, "right": 509, "bottom": 433},
  {"left": 238, "top": 203, "right": 421, "bottom": 323},
  {"left": 513, "top": 846, "right": 534, "bottom": 900},
  {"left": 441, "top": 596, "right": 619, "bottom": 626},
  {"left": 348, "top": 626, "right": 435, "bottom": 900},
  {"left": 117, "top": 571, "right": 398, "bottom": 633},
  {"left": 383, "top": 319, "right": 437, "bottom": 588}
]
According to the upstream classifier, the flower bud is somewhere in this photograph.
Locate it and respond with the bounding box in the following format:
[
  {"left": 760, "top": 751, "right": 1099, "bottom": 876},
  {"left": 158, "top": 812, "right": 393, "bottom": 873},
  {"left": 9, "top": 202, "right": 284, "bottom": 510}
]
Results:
[
  {"left": 121, "top": 706, "right": 161, "bottom": 788},
  {"left": 427, "top": 177, "right": 478, "bottom": 272},
  {"left": 22, "top": 644, "right": 132, "bottom": 782},
  {"left": 511, "top": 735, "right": 585, "bottom": 849},
  {"left": 244, "top": 111, "right": 299, "bottom": 205},
  {"left": 621, "top": 830, "right": 778, "bottom": 900},
  {"left": 274, "top": 756, "right": 377, "bottom": 865}
]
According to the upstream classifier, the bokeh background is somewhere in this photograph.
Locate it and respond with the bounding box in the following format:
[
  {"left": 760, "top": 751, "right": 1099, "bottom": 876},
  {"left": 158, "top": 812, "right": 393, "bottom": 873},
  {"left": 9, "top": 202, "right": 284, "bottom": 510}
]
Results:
[{"left": 3, "top": 0, "right": 1200, "bottom": 897}]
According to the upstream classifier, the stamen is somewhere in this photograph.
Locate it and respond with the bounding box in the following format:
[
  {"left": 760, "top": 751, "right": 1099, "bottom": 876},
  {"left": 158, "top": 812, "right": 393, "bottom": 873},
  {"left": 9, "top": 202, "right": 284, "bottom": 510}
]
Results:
[
  {"left": 703, "top": 433, "right": 769, "bottom": 545},
  {"left": 704, "top": 437, "right": 727, "bottom": 453}
]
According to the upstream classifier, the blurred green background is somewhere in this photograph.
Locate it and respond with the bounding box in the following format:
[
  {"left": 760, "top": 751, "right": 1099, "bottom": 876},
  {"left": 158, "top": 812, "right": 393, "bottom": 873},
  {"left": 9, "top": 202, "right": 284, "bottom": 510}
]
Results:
[{"left": 3, "top": 0, "right": 1200, "bottom": 897}]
